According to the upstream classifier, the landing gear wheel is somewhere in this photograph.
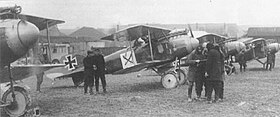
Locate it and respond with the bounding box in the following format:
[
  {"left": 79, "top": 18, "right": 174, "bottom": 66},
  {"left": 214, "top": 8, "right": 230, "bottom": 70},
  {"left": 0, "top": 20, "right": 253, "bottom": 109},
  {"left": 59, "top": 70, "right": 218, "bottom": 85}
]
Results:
[
  {"left": 225, "top": 64, "right": 233, "bottom": 76},
  {"left": 2, "top": 87, "right": 30, "bottom": 117},
  {"left": 161, "top": 72, "right": 178, "bottom": 89},
  {"left": 175, "top": 69, "right": 186, "bottom": 85},
  {"left": 51, "top": 59, "right": 60, "bottom": 64}
]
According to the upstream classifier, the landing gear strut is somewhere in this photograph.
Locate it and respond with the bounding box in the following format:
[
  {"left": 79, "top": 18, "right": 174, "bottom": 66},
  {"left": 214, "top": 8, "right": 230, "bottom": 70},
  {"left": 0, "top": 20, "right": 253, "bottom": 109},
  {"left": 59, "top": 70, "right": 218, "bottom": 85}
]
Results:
[{"left": 1, "top": 64, "right": 30, "bottom": 116}]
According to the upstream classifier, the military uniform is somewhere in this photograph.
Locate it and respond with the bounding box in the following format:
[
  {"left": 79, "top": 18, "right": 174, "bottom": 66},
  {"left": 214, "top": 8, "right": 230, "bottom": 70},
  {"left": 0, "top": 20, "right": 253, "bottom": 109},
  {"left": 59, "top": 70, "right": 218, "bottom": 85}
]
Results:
[
  {"left": 93, "top": 50, "right": 107, "bottom": 93},
  {"left": 205, "top": 43, "right": 223, "bottom": 102},
  {"left": 237, "top": 52, "right": 246, "bottom": 72},
  {"left": 266, "top": 51, "right": 275, "bottom": 71},
  {"left": 83, "top": 51, "right": 95, "bottom": 94},
  {"left": 185, "top": 46, "right": 206, "bottom": 101}
]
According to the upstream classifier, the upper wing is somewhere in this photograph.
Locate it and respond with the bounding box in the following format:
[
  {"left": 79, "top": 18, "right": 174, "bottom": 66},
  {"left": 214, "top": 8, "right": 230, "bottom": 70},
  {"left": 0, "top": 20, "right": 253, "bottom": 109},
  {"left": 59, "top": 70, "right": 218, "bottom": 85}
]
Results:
[
  {"left": 0, "top": 64, "right": 64, "bottom": 83},
  {"left": 18, "top": 14, "right": 65, "bottom": 31},
  {"left": 2, "top": 13, "right": 65, "bottom": 31},
  {"left": 101, "top": 25, "right": 171, "bottom": 42}
]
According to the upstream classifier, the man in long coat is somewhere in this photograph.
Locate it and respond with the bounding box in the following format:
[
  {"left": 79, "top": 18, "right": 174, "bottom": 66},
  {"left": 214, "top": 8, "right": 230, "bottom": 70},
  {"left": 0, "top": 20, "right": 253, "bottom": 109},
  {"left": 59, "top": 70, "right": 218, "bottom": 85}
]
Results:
[
  {"left": 93, "top": 49, "right": 107, "bottom": 94},
  {"left": 83, "top": 50, "right": 95, "bottom": 95},
  {"left": 205, "top": 43, "right": 223, "bottom": 103}
]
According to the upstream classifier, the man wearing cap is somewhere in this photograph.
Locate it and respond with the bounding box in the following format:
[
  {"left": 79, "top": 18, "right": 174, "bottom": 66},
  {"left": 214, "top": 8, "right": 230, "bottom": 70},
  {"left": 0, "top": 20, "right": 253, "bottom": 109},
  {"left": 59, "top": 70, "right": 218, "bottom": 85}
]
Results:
[
  {"left": 185, "top": 45, "right": 207, "bottom": 102},
  {"left": 83, "top": 50, "right": 95, "bottom": 95}
]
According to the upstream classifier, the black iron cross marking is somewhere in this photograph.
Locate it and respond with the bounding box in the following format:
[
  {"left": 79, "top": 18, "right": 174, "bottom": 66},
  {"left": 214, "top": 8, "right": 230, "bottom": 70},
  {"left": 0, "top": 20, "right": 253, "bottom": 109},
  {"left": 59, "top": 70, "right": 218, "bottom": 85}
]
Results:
[
  {"left": 64, "top": 55, "right": 77, "bottom": 70},
  {"left": 122, "top": 53, "right": 134, "bottom": 65}
]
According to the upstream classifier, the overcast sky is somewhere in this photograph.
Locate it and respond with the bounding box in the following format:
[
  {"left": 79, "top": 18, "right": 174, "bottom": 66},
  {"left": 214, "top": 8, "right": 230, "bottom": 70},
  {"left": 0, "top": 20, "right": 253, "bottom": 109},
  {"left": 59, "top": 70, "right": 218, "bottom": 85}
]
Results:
[{"left": 1, "top": 0, "right": 280, "bottom": 29}]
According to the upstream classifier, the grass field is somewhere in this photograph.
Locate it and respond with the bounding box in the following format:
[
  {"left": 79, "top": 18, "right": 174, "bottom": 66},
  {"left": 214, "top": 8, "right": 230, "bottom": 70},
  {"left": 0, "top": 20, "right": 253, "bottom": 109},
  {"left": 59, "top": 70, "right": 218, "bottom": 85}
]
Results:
[{"left": 2, "top": 53, "right": 280, "bottom": 117}]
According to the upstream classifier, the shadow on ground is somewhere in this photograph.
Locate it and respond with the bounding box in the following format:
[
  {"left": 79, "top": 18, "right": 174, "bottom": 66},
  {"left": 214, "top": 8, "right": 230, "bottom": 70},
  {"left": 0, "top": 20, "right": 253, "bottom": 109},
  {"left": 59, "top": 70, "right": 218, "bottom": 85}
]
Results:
[
  {"left": 128, "top": 81, "right": 164, "bottom": 92},
  {"left": 50, "top": 85, "right": 83, "bottom": 89},
  {"left": 248, "top": 67, "right": 267, "bottom": 71}
]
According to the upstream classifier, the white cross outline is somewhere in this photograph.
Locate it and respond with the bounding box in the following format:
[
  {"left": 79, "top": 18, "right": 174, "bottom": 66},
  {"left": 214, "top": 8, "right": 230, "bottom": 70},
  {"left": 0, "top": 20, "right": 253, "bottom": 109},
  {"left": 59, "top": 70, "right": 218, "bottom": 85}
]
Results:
[{"left": 63, "top": 55, "right": 78, "bottom": 71}]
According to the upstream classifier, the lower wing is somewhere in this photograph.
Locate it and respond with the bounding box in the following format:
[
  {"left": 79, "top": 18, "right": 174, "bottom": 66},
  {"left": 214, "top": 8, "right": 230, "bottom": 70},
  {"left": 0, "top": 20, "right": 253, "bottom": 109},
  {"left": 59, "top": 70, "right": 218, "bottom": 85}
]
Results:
[
  {"left": 112, "top": 60, "right": 172, "bottom": 74},
  {"left": 0, "top": 64, "right": 64, "bottom": 83},
  {"left": 50, "top": 59, "right": 172, "bottom": 80}
]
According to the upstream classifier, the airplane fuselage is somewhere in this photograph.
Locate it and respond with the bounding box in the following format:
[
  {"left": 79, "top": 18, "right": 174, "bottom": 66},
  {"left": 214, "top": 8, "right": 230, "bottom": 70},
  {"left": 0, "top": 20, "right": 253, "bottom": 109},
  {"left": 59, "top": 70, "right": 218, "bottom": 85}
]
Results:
[{"left": 104, "top": 34, "right": 199, "bottom": 73}]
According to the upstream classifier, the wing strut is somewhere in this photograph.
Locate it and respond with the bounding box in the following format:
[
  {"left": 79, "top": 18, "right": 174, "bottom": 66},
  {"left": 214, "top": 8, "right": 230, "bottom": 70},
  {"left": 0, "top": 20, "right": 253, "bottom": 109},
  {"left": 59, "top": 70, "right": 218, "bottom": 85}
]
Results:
[
  {"left": 46, "top": 20, "right": 52, "bottom": 62},
  {"left": 161, "top": 30, "right": 168, "bottom": 41},
  {"left": 148, "top": 29, "right": 154, "bottom": 61}
]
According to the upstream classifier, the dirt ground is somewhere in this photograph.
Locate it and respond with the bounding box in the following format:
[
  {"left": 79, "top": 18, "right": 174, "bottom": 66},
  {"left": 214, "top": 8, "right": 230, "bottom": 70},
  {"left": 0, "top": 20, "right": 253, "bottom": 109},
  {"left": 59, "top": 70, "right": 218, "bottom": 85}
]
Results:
[{"left": 2, "top": 53, "right": 280, "bottom": 117}]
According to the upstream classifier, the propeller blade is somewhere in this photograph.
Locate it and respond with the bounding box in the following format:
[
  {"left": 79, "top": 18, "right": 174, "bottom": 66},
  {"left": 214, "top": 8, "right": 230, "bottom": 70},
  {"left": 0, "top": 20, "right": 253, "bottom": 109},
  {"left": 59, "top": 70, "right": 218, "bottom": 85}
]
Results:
[
  {"left": 19, "top": 15, "right": 28, "bottom": 24},
  {"left": 188, "top": 24, "right": 194, "bottom": 38}
]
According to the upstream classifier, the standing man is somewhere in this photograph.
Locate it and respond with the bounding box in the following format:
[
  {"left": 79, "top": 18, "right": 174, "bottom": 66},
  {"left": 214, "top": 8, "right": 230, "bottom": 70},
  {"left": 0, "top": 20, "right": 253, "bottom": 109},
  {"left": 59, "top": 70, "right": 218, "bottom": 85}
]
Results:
[
  {"left": 93, "top": 49, "right": 107, "bottom": 94},
  {"left": 83, "top": 50, "right": 95, "bottom": 95},
  {"left": 266, "top": 49, "right": 274, "bottom": 71},
  {"left": 205, "top": 43, "right": 223, "bottom": 103},
  {"left": 215, "top": 45, "right": 226, "bottom": 102},
  {"left": 36, "top": 72, "right": 44, "bottom": 92},
  {"left": 185, "top": 45, "right": 207, "bottom": 102},
  {"left": 237, "top": 50, "right": 246, "bottom": 72},
  {"left": 271, "top": 51, "right": 276, "bottom": 68},
  {"left": 34, "top": 56, "right": 44, "bottom": 93}
]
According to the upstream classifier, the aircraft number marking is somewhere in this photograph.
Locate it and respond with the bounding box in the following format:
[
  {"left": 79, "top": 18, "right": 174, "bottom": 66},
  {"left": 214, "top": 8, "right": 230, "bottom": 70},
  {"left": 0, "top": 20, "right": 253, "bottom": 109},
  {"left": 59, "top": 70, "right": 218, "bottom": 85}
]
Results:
[
  {"left": 122, "top": 52, "right": 134, "bottom": 65},
  {"left": 120, "top": 51, "right": 136, "bottom": 69}
]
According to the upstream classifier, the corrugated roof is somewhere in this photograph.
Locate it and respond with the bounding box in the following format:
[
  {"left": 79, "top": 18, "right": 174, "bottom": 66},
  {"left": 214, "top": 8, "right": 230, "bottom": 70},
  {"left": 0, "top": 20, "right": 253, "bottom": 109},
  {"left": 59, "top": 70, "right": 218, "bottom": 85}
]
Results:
[
  {"left": 247, "top": 27, "right": 280, "bottom": 37},
  {"left": 69, "top": 27, "right": 106, "bottom": 39}
]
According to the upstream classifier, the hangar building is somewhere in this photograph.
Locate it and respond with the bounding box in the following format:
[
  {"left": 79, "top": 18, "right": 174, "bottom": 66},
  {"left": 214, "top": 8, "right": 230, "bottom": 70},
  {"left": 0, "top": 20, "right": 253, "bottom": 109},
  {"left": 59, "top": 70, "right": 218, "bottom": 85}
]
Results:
[{"left": 247, "top": 27, "right": 280, "bottom": 43}]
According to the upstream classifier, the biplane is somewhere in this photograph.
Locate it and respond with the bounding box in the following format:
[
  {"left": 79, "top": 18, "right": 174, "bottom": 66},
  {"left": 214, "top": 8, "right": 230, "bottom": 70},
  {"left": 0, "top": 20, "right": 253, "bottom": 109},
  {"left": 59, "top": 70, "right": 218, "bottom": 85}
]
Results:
[
  {"left": 236, "top": 38, "right": 280, "bottom": 67},
  {"left": 0, "top": 5, "right": 64, "bottom": 116},
  {"left": 54, "top": 25, "right": 199, "bottom": 89},
  {"left": 185, "top": 31, "right": 279, "bottom": 74},
  {"left": 222, "top": 38, "right": 280, "bottom": 74}
]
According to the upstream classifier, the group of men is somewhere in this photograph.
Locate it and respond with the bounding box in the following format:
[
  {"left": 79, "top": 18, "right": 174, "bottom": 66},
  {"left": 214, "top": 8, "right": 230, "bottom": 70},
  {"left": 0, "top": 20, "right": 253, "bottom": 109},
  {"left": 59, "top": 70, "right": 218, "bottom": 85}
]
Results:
[
  {"left": 83, "top": 49, "right": 107, "bottom": 95},
  {"left": 186, "top": 43, "right": 225, "bottom": 103}
]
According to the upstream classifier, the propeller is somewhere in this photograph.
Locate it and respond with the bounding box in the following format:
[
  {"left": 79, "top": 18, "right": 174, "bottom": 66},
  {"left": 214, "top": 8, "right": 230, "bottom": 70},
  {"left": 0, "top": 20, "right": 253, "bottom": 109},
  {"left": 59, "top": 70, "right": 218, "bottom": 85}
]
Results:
[{"left": 188, "top": 24, "right": 194, "bottom": 38}]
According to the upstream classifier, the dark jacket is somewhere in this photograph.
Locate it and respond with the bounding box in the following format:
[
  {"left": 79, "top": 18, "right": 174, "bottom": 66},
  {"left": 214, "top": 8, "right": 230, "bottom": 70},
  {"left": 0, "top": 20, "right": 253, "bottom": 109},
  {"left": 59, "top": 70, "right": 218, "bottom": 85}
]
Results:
[
  {"left": 93, "top": 54, "right": 105, "bottom": 74},
  {"left": 83, "top": 55, "right": 95, "bottom": 81},
  {"left": 185, "top": 50, "right": 206, "bottom": 82},
  {"left": 237, "top": 52, "right": 246, "bottom": 64},
  {"left": 267, "top": 53, "right": 275, "bottom": 64},
  {"left": 205, "top": 49, "right": 223, "bottom": 81},
  {"left": 83, "top": 56, "right": 94, "bottom": 70}
]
